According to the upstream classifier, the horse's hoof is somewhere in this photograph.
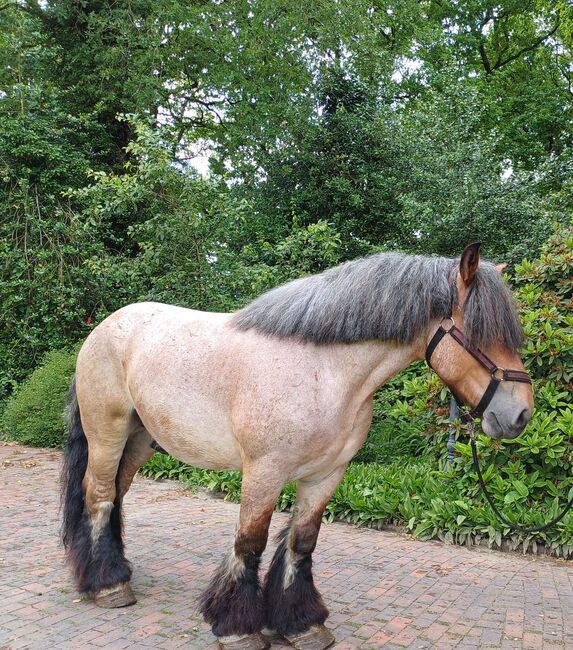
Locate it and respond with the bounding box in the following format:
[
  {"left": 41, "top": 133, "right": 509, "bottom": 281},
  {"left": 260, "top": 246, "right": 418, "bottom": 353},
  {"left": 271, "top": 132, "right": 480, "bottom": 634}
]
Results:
[
  {"left": 93, "top": 582, "right": 137, "bottom": 608},
  {"left": 285, "top": 625, "right": 336, "bottom": 650},
  {"left": 217, "top": 632, "right": 270, "bottom": 650}
]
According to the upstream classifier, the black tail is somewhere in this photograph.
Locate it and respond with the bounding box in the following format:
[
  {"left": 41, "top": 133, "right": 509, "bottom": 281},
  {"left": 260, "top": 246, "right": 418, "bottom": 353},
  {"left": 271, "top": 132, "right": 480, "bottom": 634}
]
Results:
[
  {"left": 61, "top": 376, "right": 91, "bottom": 590},
  {"left": 61, "top": 377, "right": 131, "bottom": 593}
]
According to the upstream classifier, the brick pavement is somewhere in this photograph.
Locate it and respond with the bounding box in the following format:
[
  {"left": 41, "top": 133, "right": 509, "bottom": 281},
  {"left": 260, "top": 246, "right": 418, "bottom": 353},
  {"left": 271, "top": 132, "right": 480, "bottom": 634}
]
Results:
[{"left": 1, "top": 442, "right": 573, "bottom": 649}]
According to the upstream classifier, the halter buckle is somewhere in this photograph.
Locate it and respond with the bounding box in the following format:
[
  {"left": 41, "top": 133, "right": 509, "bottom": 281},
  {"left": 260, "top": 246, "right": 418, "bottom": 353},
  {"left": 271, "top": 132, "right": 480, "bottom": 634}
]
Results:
[{"left": 467, "top": 420, "right": 477, "bottom": 440}]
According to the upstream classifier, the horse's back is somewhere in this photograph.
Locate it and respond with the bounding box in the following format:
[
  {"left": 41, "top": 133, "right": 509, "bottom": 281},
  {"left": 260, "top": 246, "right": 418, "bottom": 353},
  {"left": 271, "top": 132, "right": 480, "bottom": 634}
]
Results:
[{"left": 78, "top": 302, "right": 230, "bottom": 376}]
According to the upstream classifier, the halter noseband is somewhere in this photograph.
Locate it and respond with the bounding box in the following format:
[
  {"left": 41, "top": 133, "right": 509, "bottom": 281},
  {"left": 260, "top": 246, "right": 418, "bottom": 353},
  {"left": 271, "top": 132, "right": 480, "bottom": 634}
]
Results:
[{"left": 425, "top": 268, "right": 531, "bottom": 423}]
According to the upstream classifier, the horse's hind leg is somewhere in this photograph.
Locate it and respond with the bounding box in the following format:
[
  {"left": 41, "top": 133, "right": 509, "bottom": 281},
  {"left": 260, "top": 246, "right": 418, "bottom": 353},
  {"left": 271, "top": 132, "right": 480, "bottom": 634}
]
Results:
[
  {"left": 199, "top": 464, "right": 284, "bottom": 650},
  {"left": 61, "top": 380, "right": 140, "bottom": 608},
  {"left": 263, "top": 465, "right": 347, "bottom": 650},
  {"left": 90, "top": 425, "right": 155, "bottom": 607},
  {"left": 116, "top": 426, "right": 155, "bottom": 501}
]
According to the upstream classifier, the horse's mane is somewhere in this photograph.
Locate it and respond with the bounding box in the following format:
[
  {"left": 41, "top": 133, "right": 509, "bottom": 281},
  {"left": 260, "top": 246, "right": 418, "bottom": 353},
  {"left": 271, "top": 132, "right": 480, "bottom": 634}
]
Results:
[{"left": 231, "top": 252, "right": 525, "bottom": 350}]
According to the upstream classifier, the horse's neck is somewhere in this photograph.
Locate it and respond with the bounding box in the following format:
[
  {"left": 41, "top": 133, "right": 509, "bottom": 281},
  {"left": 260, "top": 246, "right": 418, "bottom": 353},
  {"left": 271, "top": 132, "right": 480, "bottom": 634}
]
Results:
[{"left": 331, "top": 336, "right": 427, "bottom": 397}]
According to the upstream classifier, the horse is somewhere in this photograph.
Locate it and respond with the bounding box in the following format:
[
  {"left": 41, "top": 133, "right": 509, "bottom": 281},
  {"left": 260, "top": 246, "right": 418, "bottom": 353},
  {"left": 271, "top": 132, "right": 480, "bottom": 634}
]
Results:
[{"left": 61, "top": 243, "right": 533, "bottom": 650}]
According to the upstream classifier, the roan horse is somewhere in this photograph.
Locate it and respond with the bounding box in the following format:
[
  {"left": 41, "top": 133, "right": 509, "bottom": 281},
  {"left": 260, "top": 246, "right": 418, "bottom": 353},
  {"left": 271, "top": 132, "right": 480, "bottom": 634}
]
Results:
[{"left": 61, "top": 243, "right": 533, "bottom": 650}]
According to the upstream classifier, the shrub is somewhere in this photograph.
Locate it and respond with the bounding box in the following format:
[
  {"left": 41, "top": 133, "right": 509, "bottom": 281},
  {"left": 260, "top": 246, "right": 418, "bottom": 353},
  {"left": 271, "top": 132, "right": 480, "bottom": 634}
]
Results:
[
  {"left": 353, "top": 374, "right": 439, "bottom": 464},
  {"left": 140, "top": 454, "right": 241, "bottom": 494},
  {"left": 141, "top": 449, "right": 573, "bottom": 557},
  {"left": 344, "top": 223, "right": 573, "bottom": 553},
  {"left": 6, "top": 224, "right": 571, "bottom": 555},
  {"left": 1, "top": 348, "right": 77, "bottom": 447}
]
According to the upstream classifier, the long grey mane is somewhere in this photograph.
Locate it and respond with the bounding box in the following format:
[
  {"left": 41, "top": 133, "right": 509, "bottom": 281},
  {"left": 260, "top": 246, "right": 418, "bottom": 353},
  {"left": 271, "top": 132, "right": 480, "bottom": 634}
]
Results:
[{"left": 231, "top": 252, "right": 525, "bottom": 350}]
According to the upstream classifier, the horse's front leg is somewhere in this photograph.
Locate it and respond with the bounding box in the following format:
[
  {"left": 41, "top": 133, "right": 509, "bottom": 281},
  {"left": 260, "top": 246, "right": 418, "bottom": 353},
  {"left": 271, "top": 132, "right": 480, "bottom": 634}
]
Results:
[
  {"left": 199, "top": 465, "right": 283, "bottom": 650},
  {"left": 263, "top": 465, "right": 347, "bottom": 650}
]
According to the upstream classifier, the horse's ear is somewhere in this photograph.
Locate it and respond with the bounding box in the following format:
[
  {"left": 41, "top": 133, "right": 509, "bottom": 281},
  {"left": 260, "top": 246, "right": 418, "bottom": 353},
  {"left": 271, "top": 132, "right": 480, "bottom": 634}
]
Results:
[
  {"left": 496, "top": 263, "right": 507, "bottom": 274},
  {"left": 460, "top": 242, "right": 481, "bottom": 287}
]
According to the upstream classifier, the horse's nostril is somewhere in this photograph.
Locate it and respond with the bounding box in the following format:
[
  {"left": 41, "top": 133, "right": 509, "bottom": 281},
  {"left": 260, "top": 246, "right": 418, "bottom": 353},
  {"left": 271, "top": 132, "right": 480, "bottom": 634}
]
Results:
[{"left": 515, "top": 408, "right": 531, "bottom": 429}]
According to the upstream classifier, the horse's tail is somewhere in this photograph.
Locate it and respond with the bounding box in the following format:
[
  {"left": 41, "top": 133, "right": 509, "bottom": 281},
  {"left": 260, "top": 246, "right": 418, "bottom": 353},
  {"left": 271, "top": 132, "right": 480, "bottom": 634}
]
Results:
[{"left": 61, "top": 376, "right": 90, "bottom": 586}]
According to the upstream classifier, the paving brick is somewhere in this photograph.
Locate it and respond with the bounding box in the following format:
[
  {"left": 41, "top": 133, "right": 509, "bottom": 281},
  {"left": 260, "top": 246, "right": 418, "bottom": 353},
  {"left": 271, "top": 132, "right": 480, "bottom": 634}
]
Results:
[{"left": 3, "top": 442, "right": 573, "bottom": 649}]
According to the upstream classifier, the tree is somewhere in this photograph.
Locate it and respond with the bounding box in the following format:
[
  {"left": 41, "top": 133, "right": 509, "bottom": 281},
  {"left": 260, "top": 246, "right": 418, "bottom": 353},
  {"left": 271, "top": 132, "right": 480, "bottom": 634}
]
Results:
[
  {"left": 410, "top": 1, "right": 573, "bottom": 166},
  {"left": 239, "top": 70, "right": 409, "bottom": 259},
  {"left": 1, "top": 0, "right": 572, "bottom": 403},
  {"left": 395, "top": 83, "right": 562, "bottom": 262}
]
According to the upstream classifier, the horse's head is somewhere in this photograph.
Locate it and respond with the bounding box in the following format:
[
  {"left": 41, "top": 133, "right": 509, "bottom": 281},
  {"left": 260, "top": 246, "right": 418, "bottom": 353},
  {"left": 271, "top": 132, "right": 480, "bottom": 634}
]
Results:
[{"left": 427, "top": 243, "right": 534, "bottom": 440}]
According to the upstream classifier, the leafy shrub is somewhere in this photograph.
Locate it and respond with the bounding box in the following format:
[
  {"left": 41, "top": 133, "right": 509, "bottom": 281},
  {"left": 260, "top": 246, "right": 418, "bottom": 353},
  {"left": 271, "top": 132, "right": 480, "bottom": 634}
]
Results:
[
  {"left": 5, "top": 223, "right": 569, "bottom": 556},
  {"left": 140, "top": 455, "right": 243, "bottom": 498},
  {"left": 1, "top": 348, "right": 77, "bottom": 447},
  {"left": 353, "top": 372, "right": 442, "bottom": 464},
  {"left": 140, "top": 224, "right": 573, "bottom": 557},
  {"left": 351, "top": 223, "right": 573, "bottom": 552}
]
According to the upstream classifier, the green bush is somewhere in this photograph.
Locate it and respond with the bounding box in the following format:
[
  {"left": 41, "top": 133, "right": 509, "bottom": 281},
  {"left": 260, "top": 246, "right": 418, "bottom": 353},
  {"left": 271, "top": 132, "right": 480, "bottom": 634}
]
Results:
[
  {"left": 141, "top": 448, "right": 573, "bottom": 557},
  {"left": 1, "top": 348, "right": 77, "bottom": 447},
  {"left": 353, "top": 374, "right": 439, "bottom": 464},
  {"left": 5, "top": 223, "right": 570, "bottom": 556}
]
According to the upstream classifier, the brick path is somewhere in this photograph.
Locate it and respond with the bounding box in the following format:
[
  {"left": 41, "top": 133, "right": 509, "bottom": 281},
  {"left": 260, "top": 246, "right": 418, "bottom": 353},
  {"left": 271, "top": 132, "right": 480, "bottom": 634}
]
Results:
[{"left": 2, "top": 443, "right": 573, "bottom": 649}]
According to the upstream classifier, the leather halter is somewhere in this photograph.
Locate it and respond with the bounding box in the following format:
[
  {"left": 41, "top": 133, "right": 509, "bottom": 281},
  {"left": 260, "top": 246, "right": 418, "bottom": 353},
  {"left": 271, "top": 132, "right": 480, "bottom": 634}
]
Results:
[{"left": 425, "top": 268, "right": 531, "bottom": 423}]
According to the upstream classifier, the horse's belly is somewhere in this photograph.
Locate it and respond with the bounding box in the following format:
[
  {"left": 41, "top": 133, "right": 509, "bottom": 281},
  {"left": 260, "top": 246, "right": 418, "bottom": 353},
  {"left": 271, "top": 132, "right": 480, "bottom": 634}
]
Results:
[
  {"left": 135, "top": 396, "right": 243, "bottom": 471},
  {"left": 156, "top": 427, "right": 243, "bottom": 472}
]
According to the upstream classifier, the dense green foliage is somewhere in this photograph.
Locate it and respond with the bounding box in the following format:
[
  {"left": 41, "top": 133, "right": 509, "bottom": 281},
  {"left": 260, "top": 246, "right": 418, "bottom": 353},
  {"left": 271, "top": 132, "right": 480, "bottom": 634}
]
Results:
[
  {"left": 141, "top": 454, "right": 573, "bottom": 556},
  {"left": 2, "top": 0, "right": 573, "bottom": 399},
  {"left": 365, "top": 225, "right": 573, "bottom": 552},
  {"left": 1, "top": 348, "right": 77, "bottom": 448},
  {"left": 3, "top": 221, "right": 572, "bottom": 554}
]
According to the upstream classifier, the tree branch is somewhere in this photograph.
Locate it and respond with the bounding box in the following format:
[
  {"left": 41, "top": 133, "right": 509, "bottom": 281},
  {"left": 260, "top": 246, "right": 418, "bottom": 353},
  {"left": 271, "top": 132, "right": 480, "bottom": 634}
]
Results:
[
  {"left": 492, "top": 19, "right": 560, "bottom": 71},
  {"left": 479, "top": 43, "right": 492, "bottom": 74}
]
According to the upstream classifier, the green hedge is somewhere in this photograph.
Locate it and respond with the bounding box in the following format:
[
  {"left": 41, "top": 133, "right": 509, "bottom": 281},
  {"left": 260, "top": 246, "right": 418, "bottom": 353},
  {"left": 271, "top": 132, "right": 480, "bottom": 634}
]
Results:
[
  {"left": 140, "top": 223, "right": 573, "bottom": 557},
  {"left": 369, "top": 223, "right": 572, "bottom": 461},
  {"left": 140, "top": 451, "right": 573, "bottom": 557},
  {"left": 1, "top": 348, "right": 77, "bottom": 448}
]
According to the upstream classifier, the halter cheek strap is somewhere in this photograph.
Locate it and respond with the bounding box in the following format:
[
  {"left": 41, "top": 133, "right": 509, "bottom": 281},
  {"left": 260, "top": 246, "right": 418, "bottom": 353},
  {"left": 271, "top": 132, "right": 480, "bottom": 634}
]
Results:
[{"left": 425, "top": 274, "right": 531, "bottom": 423}]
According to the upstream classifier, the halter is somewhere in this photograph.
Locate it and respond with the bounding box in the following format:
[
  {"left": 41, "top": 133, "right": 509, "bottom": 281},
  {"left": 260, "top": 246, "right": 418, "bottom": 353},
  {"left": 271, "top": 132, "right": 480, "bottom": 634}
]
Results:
[{"left": 425, "top": 267, "right": 532, "bottom": 423}]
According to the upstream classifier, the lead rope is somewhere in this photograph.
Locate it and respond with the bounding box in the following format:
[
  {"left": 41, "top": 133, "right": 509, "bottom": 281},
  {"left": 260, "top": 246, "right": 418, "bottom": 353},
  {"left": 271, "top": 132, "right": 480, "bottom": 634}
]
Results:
[{"left": 468, "top": 421, "right": 573, "bottom": 533}]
